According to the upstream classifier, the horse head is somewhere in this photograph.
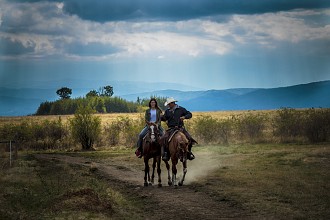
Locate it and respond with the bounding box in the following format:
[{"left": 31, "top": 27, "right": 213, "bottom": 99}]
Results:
[
  {"left": 178, "top": 132, "right": 189, "bottom": 160},
  {"left": 148, "top": 124, "right": 159, "bottom": 143},
  {"left": 176, "top": 132, "right": 189, "bottom": 161}
]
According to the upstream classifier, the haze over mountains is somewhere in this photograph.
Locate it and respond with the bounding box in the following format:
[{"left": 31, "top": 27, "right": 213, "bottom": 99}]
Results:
[{"left": 1, "top": 80, "right": 329, "bottom": 116}]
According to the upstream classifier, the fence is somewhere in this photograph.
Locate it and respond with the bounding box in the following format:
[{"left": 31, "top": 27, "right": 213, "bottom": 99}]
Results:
[{"left": 0, "top": 141, "right": 17, "bottom": 167}]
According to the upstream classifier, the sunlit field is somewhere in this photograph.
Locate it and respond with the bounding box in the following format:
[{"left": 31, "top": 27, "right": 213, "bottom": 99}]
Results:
[{"left": 0, "top": 110, "right": 274, "bottom": 125}]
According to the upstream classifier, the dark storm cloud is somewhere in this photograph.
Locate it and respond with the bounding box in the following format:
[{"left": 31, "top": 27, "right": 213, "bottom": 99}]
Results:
[{"left": 9, "top": 0, "right": 330, "bottom": 22}]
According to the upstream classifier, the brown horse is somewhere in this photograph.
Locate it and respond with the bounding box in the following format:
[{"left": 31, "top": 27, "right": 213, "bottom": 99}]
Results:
[
  {"left": 163, "top": 130, "right": 189, "bottom": 187},
  {"left": 142, "top": 125, "right": 162, "bottom": 187}
]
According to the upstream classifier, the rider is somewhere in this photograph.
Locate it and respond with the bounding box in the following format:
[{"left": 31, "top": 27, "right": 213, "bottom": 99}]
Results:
[
  {"left": 161, "top": 97, "right": 197, "bottom": 161},
  {"left": 135, "top": 98, "right": 164, "bottom": 158}
]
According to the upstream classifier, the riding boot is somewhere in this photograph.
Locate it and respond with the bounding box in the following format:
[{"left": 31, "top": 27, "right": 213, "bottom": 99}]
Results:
[
  {"left": 187, "top": 143, "right": 195, "bottom": 160},
  {"left": 162, "top": 145, "right": 169, "bottom": 161},
  {"left": 135, "top": 139, "right": 143, "bottom": 158}
]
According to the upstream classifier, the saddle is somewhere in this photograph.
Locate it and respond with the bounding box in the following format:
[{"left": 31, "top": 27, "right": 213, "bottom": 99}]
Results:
[
  {"left": 166, "top": 127, "right": 198, "bottom": 145},
  {"left": 168, "top": 129, "right": 180, "bottom": 143}
]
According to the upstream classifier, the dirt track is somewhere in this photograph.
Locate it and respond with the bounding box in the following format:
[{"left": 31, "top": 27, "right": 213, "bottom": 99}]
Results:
[{"left": 35, "top": 154, "right": 260, "bottom": 219}]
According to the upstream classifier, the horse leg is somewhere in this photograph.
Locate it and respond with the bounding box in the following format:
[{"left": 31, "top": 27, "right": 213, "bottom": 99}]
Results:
[
  {"left": 172, "top": 159, "right": 178, "bottom": 187},
  {"left": 164, "top": 160, "right": 172, "bottom": 186},
  {"left": 157, "top": 156, "right": 162, "bottom": 187},
  {"left": 144, "top": 158, "right": 149, "bottom": 187},
  {"left": 150, "top": 157, "right": 156, "bottom": 185},
  {"left": 179, "top": 160, "right": 187, "bottom": 186}
]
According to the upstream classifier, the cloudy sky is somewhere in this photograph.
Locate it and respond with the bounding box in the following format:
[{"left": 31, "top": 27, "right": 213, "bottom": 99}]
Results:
[{"left": 0, "top": 0, "right": 330, "bottom": 91}]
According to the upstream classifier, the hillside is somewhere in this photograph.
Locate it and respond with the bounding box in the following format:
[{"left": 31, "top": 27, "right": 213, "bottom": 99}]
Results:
[
  {"left": 125, "top": 80, "right": 330, "bottom": 111},
  {"left": 0, "top": 80, "right": 329, "bottom": 116}
]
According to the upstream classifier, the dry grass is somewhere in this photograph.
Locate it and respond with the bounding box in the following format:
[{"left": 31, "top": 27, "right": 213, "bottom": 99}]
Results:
[{"left": 0, "top": 110, "right": 275, "bottom": 124}]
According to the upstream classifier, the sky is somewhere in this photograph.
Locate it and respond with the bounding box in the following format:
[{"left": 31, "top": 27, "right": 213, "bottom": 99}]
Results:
[{"left": 0, "top": 0, "right": 330, "bottom": 91}]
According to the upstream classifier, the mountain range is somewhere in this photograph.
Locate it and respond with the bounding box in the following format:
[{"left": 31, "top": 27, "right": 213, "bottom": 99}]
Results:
[{"left": 1, "top": 80, "right": 329, "bottom": 116}]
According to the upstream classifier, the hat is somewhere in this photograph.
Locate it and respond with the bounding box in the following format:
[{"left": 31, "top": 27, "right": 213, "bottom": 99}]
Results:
[{"left": 164, "top": 97, "right": 177, "bottom": 106}]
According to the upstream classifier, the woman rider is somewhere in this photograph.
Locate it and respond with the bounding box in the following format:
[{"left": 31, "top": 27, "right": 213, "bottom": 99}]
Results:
[{"left": 135, "top": 98, "right": 164, "bottom": 158}]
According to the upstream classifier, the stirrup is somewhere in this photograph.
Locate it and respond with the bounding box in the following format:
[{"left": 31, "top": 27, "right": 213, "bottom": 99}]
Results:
[
  {"left": 162, "top": 152, "right": 169, "bottom": 161},
  {"left": 188, "top": 152, "right": 195, "bottom": 160}
]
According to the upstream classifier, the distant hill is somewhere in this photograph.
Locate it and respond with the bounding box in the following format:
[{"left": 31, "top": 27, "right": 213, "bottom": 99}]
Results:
[
  {"left": 123, "top": 81, "right": 330, "bottom": 111},
  {"left": 0, "top": 80, "right": 329, "bottom": 116}
]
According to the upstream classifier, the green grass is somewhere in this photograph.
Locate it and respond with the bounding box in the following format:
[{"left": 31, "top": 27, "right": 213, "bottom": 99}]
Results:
[
  {"left": 1, "top": 143, "right": 329, "bottom": 219},
  {"left": 191, "top": 143, "right": 330, "bottom": 219},
  {"left": 0, "top": 152, "right": 144, "bottom": 219}
]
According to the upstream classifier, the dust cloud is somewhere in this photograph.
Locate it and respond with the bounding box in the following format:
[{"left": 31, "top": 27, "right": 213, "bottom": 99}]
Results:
[{"left": 162, "top": 151, "right": 223, "bottom": 185}]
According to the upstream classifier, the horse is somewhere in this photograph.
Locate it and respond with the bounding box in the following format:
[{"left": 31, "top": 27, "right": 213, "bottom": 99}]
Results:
[
  {"left": 163, "top": 129, "right": 189, "bottom": 187},
  {"left": 142, "top": 124, "right": 162, "bottom": 187}
]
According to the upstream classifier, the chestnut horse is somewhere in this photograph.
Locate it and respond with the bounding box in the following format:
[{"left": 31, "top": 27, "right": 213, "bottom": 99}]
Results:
[
  {"left": 163, "top": 129, "right": 189, "bottom": 187},
  {"left": 142, "top": 125, "right": 162, "bottom": 187}
]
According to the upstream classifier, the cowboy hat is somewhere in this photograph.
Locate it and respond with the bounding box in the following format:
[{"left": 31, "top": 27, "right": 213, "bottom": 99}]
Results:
[{"left": 164, "top": 97, "right": 177, "bottom": 106}]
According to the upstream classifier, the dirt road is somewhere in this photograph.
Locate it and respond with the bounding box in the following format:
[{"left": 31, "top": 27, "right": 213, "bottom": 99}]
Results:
[{"left": 35, "top": 154, "right": 260, "bottom": 219}]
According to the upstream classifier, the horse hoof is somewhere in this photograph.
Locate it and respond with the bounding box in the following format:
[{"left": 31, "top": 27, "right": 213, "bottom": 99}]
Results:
[
  {"left": 144, "top": 182, "right": 148, "bottom": 187},
  {"left": 158, "top": 183, "right": 162, "bottom": 187},
  {"left": 178, "top": 181, "right": 183, "bottom": 186},
  {"left": 149, "top": 182, "right": 152, "bottom": 186},
  {"left": 168, "top": 181, "right": 172, "bottom": 186}
]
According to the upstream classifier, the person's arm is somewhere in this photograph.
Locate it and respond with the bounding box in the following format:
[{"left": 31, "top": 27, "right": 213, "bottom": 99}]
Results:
[
  {"left": 161, "top": 110, "right": 168, "bottom": 122},
  {"left": 181, "top": 107, "right": 192, "bottom": 120},
  {"left": 156, "top": 109, "right": 162, "bottom": 124},
  {"left": 145, "top": 109, "right": 151, "bottom": 125}
]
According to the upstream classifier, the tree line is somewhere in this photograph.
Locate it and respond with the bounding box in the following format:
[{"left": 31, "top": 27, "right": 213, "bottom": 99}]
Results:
[{"left": 35, "top": 86, "right": 167, "bottom": 115}]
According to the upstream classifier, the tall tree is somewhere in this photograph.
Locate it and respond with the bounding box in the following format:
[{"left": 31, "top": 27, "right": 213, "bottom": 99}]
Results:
[
  {"left": 99, "top": 85, "right": 114, "bottom": 97},
  {"left": 86, "top": 90, "right": 99, "bottom": 98},
  {"left": 103, "top": 85, "right": 114, "bottom": 97},
  {"left": 56, "top": 87, "right": 72, "bottom": 99}
]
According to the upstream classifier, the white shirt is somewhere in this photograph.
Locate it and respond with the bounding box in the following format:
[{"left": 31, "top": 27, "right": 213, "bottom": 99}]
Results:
[{"left": 150, "top": 109, "right": 157, "bottom": 122}]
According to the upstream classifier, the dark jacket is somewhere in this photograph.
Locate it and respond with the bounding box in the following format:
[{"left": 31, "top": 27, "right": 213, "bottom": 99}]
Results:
[{"left": 161, "top": 105, "right": 192, "bottom": 128}]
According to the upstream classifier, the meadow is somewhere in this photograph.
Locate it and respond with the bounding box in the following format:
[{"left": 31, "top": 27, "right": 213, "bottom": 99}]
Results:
[{"left": 0, "top": 109, "right": 329, "bottom": 219}]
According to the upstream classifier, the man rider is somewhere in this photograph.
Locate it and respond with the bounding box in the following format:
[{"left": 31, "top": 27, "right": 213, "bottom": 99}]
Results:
[{"left": 161, "top": 97, "right": 197, "bottom": 161}]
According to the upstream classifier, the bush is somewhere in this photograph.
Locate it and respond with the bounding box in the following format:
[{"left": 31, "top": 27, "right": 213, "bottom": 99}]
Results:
[
  {"left": 273, "top": 108, "right": 304, "bottom": 142},
  {"left": 69, "top": 106, "right": 101, "bottom": 150},
  {"left": 234, "top": 113, "right": 267, "bottom": 143},
  {"left": 193, "top": 116, "right": 232, "bottom": 145},
  {"left": 104, "top": 122, "right": 121, "bottom": 146},
  {"left": 216, "top": 118, "right": 232, "bottom": 145},
  {"left": 303, "top": 108, "right": 330, "bottom": 143},
  {"left": 193, "top": 116, "right": 218, "bottom": 144}
]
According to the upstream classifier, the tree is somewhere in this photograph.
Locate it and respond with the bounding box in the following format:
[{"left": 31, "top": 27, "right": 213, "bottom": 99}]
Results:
[
  {"left": 103, "top": 85, "right": 114, "bottom": 97},
  {"left": 98, "top": 85, "right": 114, "bottom": 97},
  {"left": 56, "top": 87, "right": 72, "bottom": 99},
  {"left": 69, "top": 105, "right": 101, "bottom": 150},
  {"left": 86, "top": 90, "right": 99, "bottom": 98}
]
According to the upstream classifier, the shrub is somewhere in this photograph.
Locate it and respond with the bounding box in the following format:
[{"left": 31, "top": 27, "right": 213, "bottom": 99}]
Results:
[
  {"left": 273, "top": 108, "right": 304, "bottom": 142},
  {"left": 234, "top": 113, "right": 267, "bottom": 143},
  {"left": 193, "top": 116, "right": 218, "bottom": 144},
  {"left": 303, "top": 108, "right": 330, "bottom": 143},
  {"left": 104, "top": 122, "right": 121, "bottom": 146},
  {"left": 69, "top": 106, "right": 101, "bottom": 150},
  {"left": 216, "top": 118, "right": 232, "bottom": 145}
]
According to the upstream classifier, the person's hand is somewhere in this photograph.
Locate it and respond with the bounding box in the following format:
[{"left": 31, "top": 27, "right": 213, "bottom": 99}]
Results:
[{"left": 180, "top": 116, "right": 185, "bottom": 121}]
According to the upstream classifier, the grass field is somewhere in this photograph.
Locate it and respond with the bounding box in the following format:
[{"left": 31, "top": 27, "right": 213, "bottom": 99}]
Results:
[
  {"left": 1, "top": 142, "right": 329, "bottom": 219},
  {"left": 0, "top": 110, "right": 274, "bottom": 125},
  {"left": 0, "top": 110, "right": 329, "bottom": 218}
]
